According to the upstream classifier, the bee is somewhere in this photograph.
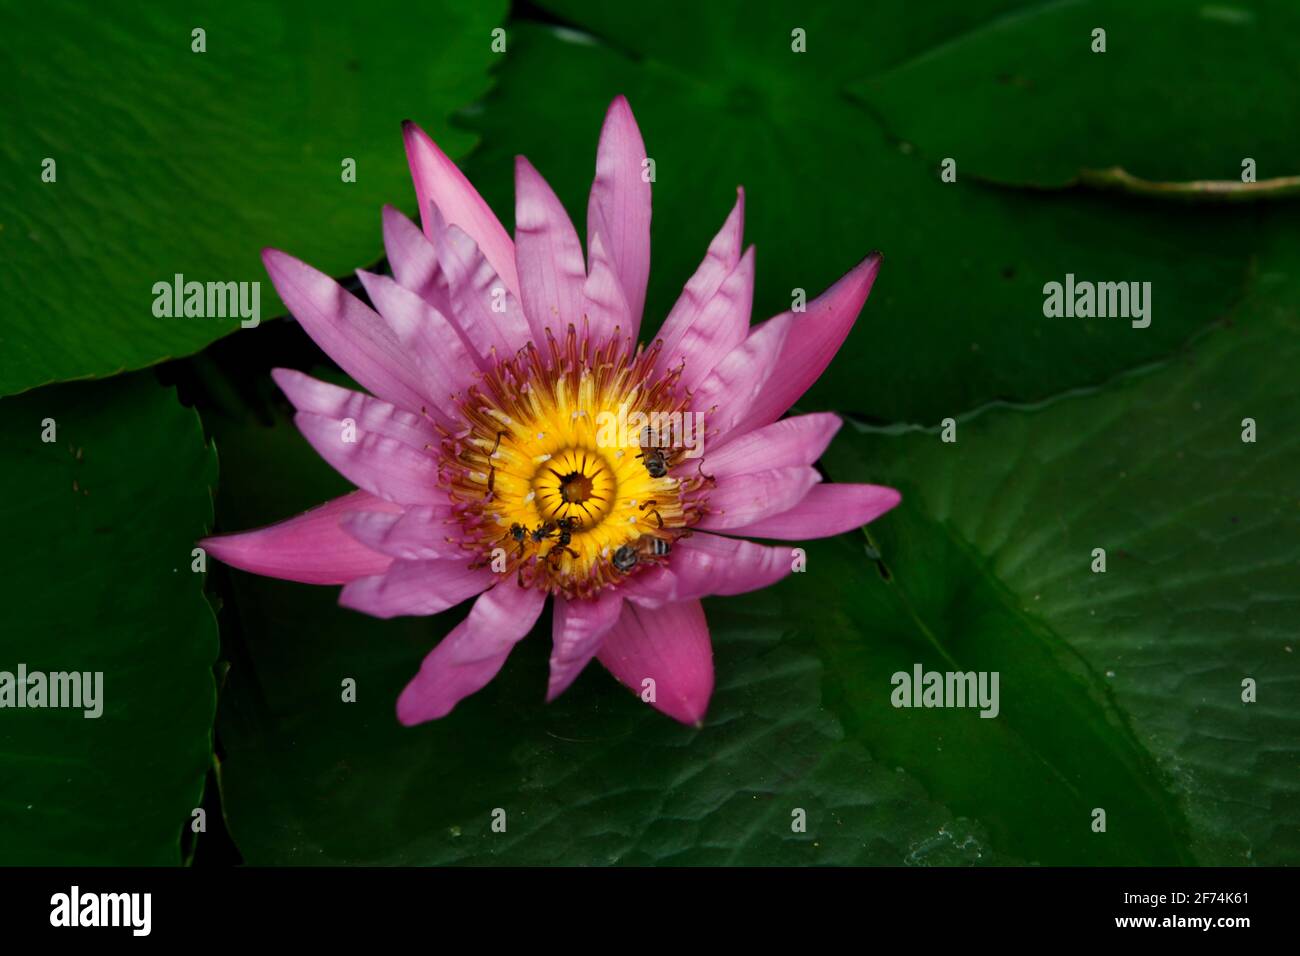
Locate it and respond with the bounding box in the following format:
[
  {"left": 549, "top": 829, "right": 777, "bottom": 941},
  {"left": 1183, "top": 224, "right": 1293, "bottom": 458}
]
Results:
[
  {"left": 540, "top": 515, "right": 584, "bottom": 566},
  {"left": 478, "top": 521, "right": 530, "bottom": 568},
  {"left": 501, "top": 521, "right": 528, "bottom": 557},
  {"left": 554, "top": 515, "right": 581, "bottom": 546},
  {"left": 636, "top": 425, "right": 685, "bottom": 479},
  {"left": 611, "top": 535, "right": 671, "bottom": 573},
  {"left": 638, "top": 445, "right": 671, "bottom": 478}
]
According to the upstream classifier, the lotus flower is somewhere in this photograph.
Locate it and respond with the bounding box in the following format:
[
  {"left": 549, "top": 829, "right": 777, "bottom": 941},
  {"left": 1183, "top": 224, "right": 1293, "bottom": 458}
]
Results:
[{"left": 202, "top": 96, "right": 899, "bottom": 726}]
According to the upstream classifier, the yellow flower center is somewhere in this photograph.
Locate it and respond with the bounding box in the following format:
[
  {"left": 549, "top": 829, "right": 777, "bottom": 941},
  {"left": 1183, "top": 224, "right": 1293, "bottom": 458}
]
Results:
[{"left": 441, "top": 327, "right": 707, "bottom": 598}]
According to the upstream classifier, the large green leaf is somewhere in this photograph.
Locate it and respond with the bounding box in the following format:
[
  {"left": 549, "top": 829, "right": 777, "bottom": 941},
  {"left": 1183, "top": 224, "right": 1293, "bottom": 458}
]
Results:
[
  {"left": 0, "top": 374, "right": 218, "bottom": 864},
  {"left": 217, "top": 577, "right": 1006, "bottom": 866},
  {"left": 851, "top": 0, "right": 1300, "bottom": 191},
  {"left": 458, "top": 7, "right": 1266, "bottom": 423},
  {"left": 0, "top": 0, "right": 504, "bottom": 396},
  {"left": 823, "top": 226, "right": 1300, "bottom": 864}
]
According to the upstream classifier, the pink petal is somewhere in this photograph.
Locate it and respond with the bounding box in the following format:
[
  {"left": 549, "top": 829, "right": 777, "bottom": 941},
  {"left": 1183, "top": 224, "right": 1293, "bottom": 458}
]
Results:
[
  {"left": 587, "top": 95, "right": 652, "bottom": 328},
  {"left": 692, "top": 311, "right": 793, "bottom": 436},
  {"left": 720, "top": 484, "right": 901, "bottom": 540},
  {"left": 697, "top": 465, "right": 821, "bottom": 531},
  {"left": 396, "top": 582, "right": 547, "bottom": 723},
  {"left": 663, "top": 246, "right": 755, "bottom": 391},
  {"left": 200, "top": 490, "right": 400, "bottom": 585},
  {"left": 381, "top": 205, "right": 449, "bottom": 315},
  {"left": 597, "top": 599, "right": 713, "bottom": 726},
  {"left": 702, "top": 412, "right": 842, "bottom": 476},
  {"left": 262, "top": 248, "right": 429, "bottom": 414},
  {"left": 624, "top": 533, "right": 795, "bottom": 606},
  {"left": 355, "top": 269, "right": 480, "bottom": 408},
  {"left": 341, "top": 506, "right": 464, "bottom": 561},
  {"left": 514, "top": 156, "right": 588, "bottom": 343},
  {"left": 340, "top": 558, "right": 496, "bottom": 620},
  {"left": 582, "top": 230, "right": 634, "bottom": 347},
  {"left": 271, "top": 368, "right": 440, "bottom": 447},
  {"left": 731, "top": 253, "right": 882, "bottom": 435},
  {"left": 426, "top": 207, "right": 533, "bottom": 360},
  {"left": 402, "top": 120, "right": 519, "bottom": 298},
  {"left": 293, "top": 411, "right": 444, "bottom": 506},
  {"left": 613, "top": 564, "right": 679, "bottom": 606},
  {"left": 656, "top": 188, "right": 744, "bottom": 375},
  {"left": 547, "top": 589, "right": 623, "bottom": 701},
  {"left": 616, "top": 532, "right": 794, "bottom": 605},
  {"left": 673, "top": 534, "right": 795, "bottom": 598}
]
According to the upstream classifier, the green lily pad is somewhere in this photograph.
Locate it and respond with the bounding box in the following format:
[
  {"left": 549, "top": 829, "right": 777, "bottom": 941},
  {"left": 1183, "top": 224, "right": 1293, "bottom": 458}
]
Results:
[
  {"left": 458, "top": 10, "right": 1265, "bottom": 423},
  {"left": 0, "top": 374, "right": 218, "bottom": 864},
  {"left": 0, "top": 0, "right": 505, "bottom": 396},
  {"left": 823, "top": 226, "right": 1300, "bottom": 864},
  {"left": 850, "top": 0, "right": 1300, "bottom": 191},
  {"left": 217, "top": 577, "right": 1006, "bottom": 865}
]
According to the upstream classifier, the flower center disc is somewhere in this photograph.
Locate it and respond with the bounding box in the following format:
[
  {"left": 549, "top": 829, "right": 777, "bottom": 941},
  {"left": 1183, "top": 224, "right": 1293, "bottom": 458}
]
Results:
[
  {"left": 534, "top": 452, "right": 612, "bottom": 525},
  {"left": 440, "top": 327, "right": 709, "bottom": 598}
]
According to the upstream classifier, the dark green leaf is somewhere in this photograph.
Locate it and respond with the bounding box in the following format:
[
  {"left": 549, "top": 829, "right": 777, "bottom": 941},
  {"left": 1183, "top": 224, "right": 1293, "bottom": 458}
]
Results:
[
  {"left": 0, "top": 375, "right": 218, "bottom": 864},
  {"left": 823, "top": 226, "right": 1300, "bottom": 863},
  {"left": 0, "top": 0, "right": 505, "bottom": 396},
  {"left": 850, "top": 0, "right": 1300, "bottom": 189}
]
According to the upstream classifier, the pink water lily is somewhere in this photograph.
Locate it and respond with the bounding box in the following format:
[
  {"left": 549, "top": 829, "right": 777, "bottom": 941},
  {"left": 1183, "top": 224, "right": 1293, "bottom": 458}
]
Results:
[{"left": 202, "top": 96, "right": 899, "bottom": 726}]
